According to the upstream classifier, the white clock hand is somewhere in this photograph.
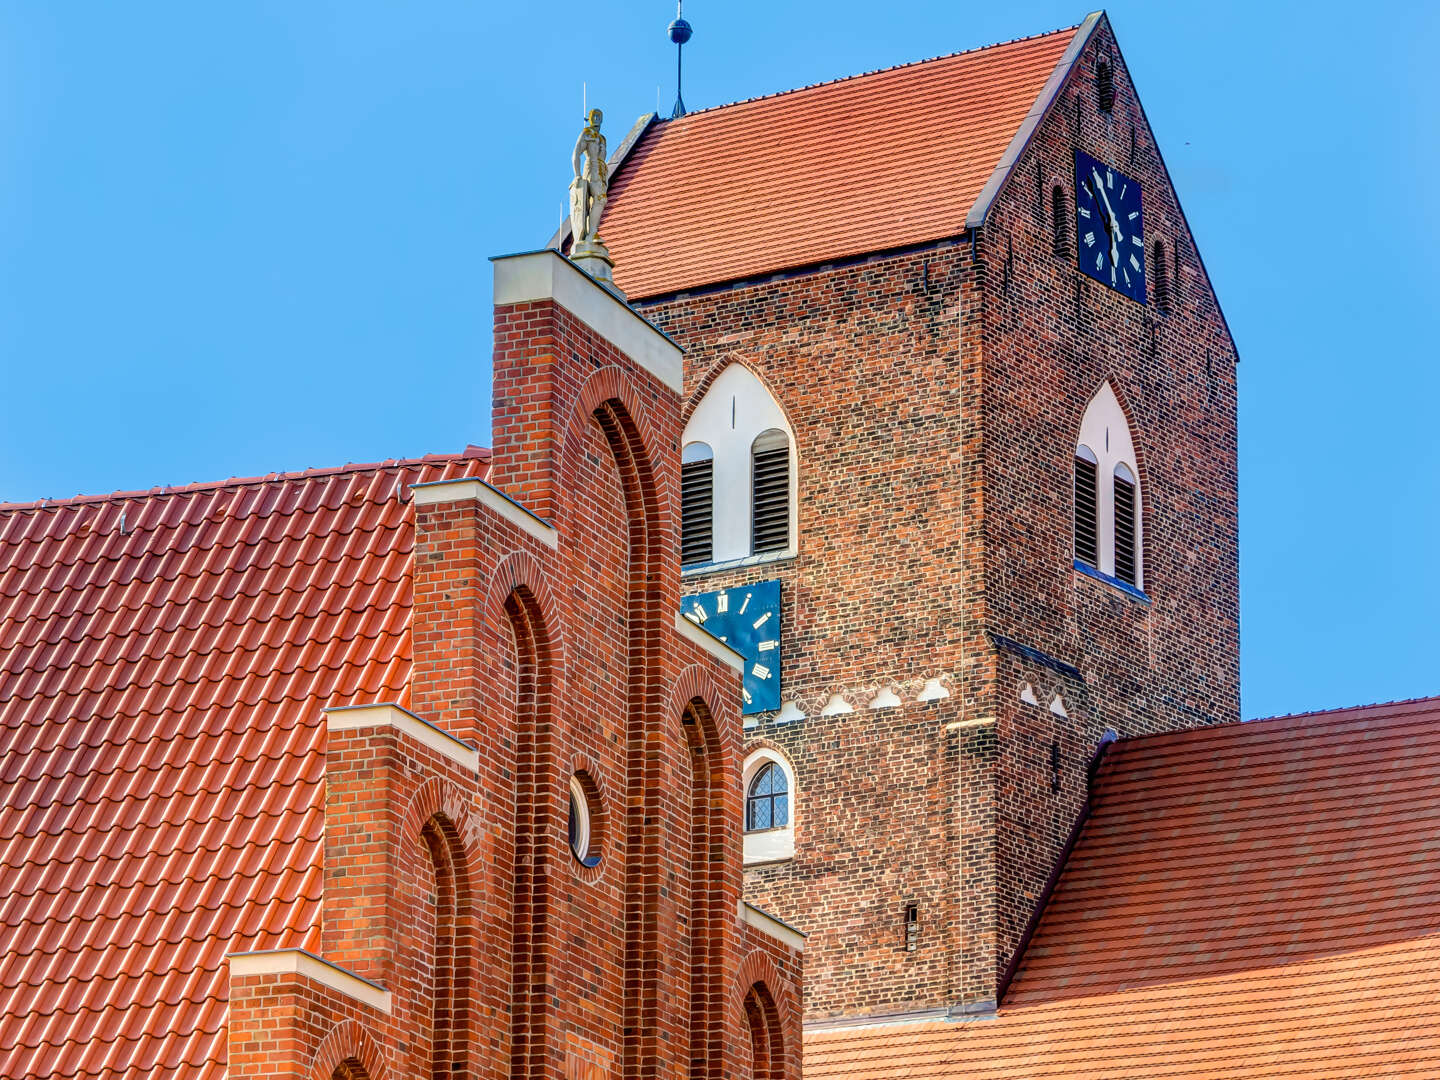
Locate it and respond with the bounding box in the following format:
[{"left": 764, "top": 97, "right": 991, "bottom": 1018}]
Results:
[{"left": 1091, "top": 168, "right": 1123, "bottom": 261}]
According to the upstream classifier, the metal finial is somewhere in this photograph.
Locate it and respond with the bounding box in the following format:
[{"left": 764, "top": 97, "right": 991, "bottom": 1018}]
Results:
[{"left": 667, "top": 1, "right": 693, "bottom": 119}]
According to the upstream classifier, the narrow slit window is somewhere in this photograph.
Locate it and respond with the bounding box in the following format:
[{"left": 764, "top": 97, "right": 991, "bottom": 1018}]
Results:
[
  {"left": 1096, "top": 58, "right": 1115, "bottom": 112},
  {"left": 681, "top": 443, "right": 714, "bottom": 566},
  {"left": 1152, "top": 240, "right": 1170, "bottom": 313},
  {"left": 1074, "top": 447, "right": 1099, "bottom": 568},
  {"left": 1113, "top": 464, "right": 1138, "bottom": 586},
  {"left": 1051, "top": 185, "right": 1069, "bottom": 256},
  {"left": 751, "top": 429, "right": 791, "bottom": 555}
]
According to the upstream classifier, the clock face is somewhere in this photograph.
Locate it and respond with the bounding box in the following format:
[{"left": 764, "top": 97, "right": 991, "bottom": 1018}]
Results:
[
  {"left": 681, "top": 579, "right": 781, "bottom": 714},
  {"left": 1075, "top": 149, "right": 1146, "bottom": 304}
]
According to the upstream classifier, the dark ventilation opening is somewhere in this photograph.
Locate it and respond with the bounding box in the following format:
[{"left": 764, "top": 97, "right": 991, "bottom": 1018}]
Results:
[
  {"left": 1097, "top": 58, "right": 1115, "bottom": 112},
  {"left": 751, "top": 432, "right": 791, "bottom": 555},
  {"left": 1074, "top": 453, "right": 1099, "bottom": 568},
  {"left": 904, "top": 902, "right": 920, "bottom": 952},
  {"left": 1051, "top": 185, "right": 1069, "bottom": 256},
  {"left": 1050, "top": 737, "right": 1061, "bottom": 793},
  {"left": 1114, "top": 471, "right": 1138, "bottom": 586},
  {"left": 1152, "top": 240, "right": 1171, "bottom": 314},
  {"left": 681, "top": 452, "right": 714, "bottom": 565}
]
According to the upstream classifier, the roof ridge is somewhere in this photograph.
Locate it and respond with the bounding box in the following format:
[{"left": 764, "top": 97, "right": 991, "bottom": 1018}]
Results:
[
  {"left": 1108, "top": 693, "right": 1440, "bottom": 758},
  {"left": 0, "top": 448, "right": 491, "bottom": 514},
  {"left": 664, "top": 22, "right": 1080, "bottom": 122}
]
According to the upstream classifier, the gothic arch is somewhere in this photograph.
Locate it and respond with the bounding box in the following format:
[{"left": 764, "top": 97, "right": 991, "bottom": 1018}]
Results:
[
  {"left": 683, "top": 360, "right": 799, "bottom": 563},
  {"left": 307, "top": 1020, "right": 390, "bottom": 1080},
  {"left": 1080, "top": 377, "right": 1148, "bottom": 493},
  {"left": 1076, "top": 379, "right": 1148, "bottom": 588},
  {"left": 397, "top": 780, "right": 478, "bottom": 1080},
  {"left": 481, "top": 555, "right": 562, "bottom": 1080},
  {"left": 668, "top": 669, "right": 736, "bottom": 1080},
  {"left": 731, "top": 951, "right": 795, "bottom": 1080},
  {"left": 682, "top": 353, "right": 796, "bottom": 434}
]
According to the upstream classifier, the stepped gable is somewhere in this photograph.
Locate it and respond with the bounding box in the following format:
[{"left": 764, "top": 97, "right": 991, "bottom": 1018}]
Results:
[
  {"left": 804, "top": 696, "right": 1440, "bottom": 1078},
  {"left": 0, "top": 450, "right": 488, "bottom": 1080},
  {"left": 598, "top": 24, "right": 1078, "bottom": 299}
]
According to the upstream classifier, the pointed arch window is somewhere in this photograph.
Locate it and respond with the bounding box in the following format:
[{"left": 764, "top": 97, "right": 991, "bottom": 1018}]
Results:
[
  {"left": 681, "top": 364, "right": 796, "bottom": 568},
  {"left": 1074, "top": 382, "right": 1144, "bottom": 592}
]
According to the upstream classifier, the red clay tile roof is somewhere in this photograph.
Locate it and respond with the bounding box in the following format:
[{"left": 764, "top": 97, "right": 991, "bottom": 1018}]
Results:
[
  {"left": 598, "top": 26, "right": 1079, "bottom": 299},
  {"left": 804, "top": 696, "right": 1440, "bottom": 1078},
  {"left": 0, "top": 451, "right": 487, "bottom": 1080}
]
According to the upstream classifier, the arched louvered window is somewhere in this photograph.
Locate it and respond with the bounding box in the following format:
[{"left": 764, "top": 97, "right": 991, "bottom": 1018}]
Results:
[
  {"left": 751, "top": 429, "right": 791, "bottom": 556},
  {"left": 1074, "top": 445, "right": 1099, "bottom": 568},
  {"left": 1075, "top": 382, "right": 1144, "bottom": 592},
  {"left": 1113, "top": 464, "right": 1138, "bottom": 586},
  {"left": 681, "top": 364, "right": 796, "bottom": 566},
  {"left": 1051, "top": 185, "right": 1069, "bottom": 256},
  {"left": 1152, "top": 239, "right": 1170, "bottom": 314},
  {"left": 681, "top": 442, "right": 714, "bottom": 566},
  {"left": 746, "top": 761, "right": 790, "bottom": 831},
  {"left": 1096, "top": 58, "right": 1115, "bottom": 112}
]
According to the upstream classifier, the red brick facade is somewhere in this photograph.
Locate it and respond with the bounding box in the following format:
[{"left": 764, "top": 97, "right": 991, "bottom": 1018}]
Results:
[
  {"left": 229, "top": 252, "right": 803, "bottom": 1079},
  {"left": 634, "top": 17, "right": 1238, "bottom": 1021}
]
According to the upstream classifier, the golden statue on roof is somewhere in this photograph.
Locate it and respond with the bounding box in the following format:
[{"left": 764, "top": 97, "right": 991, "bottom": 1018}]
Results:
[{"left": 568, "top": 108, "right": 618, "bottom": 290}]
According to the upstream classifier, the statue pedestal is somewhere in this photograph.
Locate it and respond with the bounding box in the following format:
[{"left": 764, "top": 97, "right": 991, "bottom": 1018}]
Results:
[{"left": 570, "top": 239, "right": 623, "bottom": 298}]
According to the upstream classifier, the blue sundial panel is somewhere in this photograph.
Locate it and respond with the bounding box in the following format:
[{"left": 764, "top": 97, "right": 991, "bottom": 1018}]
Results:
[
  {"left": 1074, "top": 148, "right": 1147, "bottom": 304},
  {"left": 681, "top": 579, "right": 781, "bottom": 714}
]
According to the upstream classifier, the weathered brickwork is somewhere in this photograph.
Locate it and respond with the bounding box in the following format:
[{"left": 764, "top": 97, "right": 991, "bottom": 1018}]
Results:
[
  {"left": 637, "top": 19, "right": 1237, "bottom": 1021},
  {"left": 228, "top": 255, "right": 803, "bottom": 1080}
]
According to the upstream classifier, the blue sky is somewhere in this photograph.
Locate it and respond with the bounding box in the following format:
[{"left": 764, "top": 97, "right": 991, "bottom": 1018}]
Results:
[{"left": 1, "top": 2, "right": 1436, "bottom": 720}]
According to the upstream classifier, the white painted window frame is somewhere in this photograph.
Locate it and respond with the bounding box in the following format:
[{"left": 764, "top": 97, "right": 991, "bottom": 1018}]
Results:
[
  {"left": 741, "top": 747, "right": 796, "bottom": 867},
  {"left": 1074, "top": 381, "right": 1143, "bottom": 590},
  {"left": 682, "top": 364, "right": 797, "bottom": 568}
]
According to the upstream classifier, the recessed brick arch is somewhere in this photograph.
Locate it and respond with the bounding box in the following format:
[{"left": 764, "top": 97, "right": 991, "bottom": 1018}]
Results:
[
  {"left": 480, "top": 552, "right": 564, "bottom": 1080},
  {"left": 668, "top": 668, "right": 738, "bottom": 1080},
  {"left": 307, "top": 1020, "right": 389, "bottom": 1080},
  {"left": 554, "top": 365, "right": 667, "bottom": 528},
  {"left": 731, "top": 951, "right": 794, "bottom": 1080},
  {"left": 397, "top": 779, "right": 479, "bottom": 1080},
  {"left": 554, "top": 366, "right": 675, "bottom": 1080}
]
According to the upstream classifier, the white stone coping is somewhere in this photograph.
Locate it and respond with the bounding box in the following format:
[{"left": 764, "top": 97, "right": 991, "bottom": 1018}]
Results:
[
  {"left": 740, "top": 901, "right": 807, "bottom": 952},
  {"left": 965, "top": 10, "right": 1103, "bottom": 228},
  {"left": 228, "top": 948, "right": 393, "bottom": 1014},
  {"left": 325, "top": 703, "right": 480, "bottom": 772},
  {"left": 944, "top": 715, "right": 997, "bottom": 733},
  {"left": 410, "top": 476, "right": 559, "bottom": 550},
  {"left": 674, "top": 610, "right": 746, "bottom": 672},
  {"left": 491, "top": 249, "right": 683, "bottom": 394}
]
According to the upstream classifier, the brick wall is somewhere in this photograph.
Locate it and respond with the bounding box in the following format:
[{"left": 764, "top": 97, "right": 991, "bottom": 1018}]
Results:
[
  {"left": 638, "top": 18, "right": 1238, "bottom": 1021},
  {"left": 228, "top": 254, "right": 803, "bottom": 1080}
]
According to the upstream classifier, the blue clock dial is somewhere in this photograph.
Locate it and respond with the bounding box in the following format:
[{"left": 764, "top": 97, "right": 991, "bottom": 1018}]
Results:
[
  {"left": 681, "top": 579, "right": 781, "bottom": 714},
  {"left": 1075, "top": 149, "right": 1146, "bottom": 304}
]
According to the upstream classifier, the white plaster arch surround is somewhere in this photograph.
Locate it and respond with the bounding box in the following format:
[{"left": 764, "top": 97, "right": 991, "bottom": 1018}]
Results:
[
  {"left": 1076, "top": 380, "right": 1143, "bottom": 589},
  {"left": 682, "top": 363, "right": 798, "bottom": 566},
  {"left": 741, "top": 746, "right": 796, "bottom": 866}
]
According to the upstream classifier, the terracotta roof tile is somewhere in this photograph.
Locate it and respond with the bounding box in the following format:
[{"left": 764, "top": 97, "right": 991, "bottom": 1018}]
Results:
[
  {"left": 598, "top": 26, "right": 1078, "bottom": 299},
  {"left": 803, "top": 696, "right": 1440, "bottom": 1078},
  {"left": 0, "top": 451, "right": 487, "bottom": 1080}
]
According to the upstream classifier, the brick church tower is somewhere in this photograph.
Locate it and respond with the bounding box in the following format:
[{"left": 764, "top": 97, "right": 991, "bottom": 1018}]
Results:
[{"left": 585, "top": 11, "right": 1239, "bottom": 1023}]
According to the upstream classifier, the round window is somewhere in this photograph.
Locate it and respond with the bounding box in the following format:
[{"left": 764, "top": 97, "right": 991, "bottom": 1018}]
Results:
[{"left": 568, "top": 775, "right": 600, "bottom": 867}]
